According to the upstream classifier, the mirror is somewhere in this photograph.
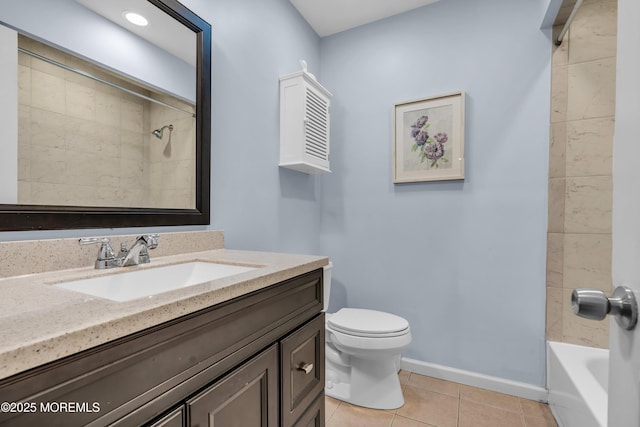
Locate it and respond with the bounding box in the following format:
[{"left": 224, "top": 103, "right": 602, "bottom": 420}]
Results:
[{"left": 0, "top": 0, "right": 211, "bottom": 230}]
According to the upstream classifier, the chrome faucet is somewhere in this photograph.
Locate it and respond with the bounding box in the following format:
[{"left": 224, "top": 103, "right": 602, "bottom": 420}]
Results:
[{"left": 79, "top": 235, "right": 159, "bottom": 269}]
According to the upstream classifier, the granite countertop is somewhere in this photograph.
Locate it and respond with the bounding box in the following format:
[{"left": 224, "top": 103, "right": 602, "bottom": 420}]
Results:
[{"left": 0, "top": 249, "right": 327, "bottom": 380}]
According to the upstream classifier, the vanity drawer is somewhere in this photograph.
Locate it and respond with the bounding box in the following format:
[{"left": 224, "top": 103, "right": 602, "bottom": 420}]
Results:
[
  {"left": 0, "top": 269, "right": 322, "bottom": 427},
  {"left": 281, "top": 313, "right": 325, "bottom": 427}
]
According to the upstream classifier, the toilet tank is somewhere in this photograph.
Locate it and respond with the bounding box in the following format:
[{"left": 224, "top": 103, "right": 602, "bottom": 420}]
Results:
[{"left": 323, "top": 261, "right": 332, "bottom": 311}]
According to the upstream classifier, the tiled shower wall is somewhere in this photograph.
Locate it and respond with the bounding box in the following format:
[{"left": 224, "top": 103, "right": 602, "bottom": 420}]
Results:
[
  {"left": 546, "top": 0, "right": 617, "bottom": 348},
  {"left": 17, "top": 36, "right": 195, "bottom": 209},
  {"left": 148, "top": 95, "right": 196, "bottom": 209}
]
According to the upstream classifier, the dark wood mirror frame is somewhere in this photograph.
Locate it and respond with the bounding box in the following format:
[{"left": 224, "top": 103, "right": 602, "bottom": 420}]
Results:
[{"left": 0, "top": 0, "right": 211, "bottom": 231}]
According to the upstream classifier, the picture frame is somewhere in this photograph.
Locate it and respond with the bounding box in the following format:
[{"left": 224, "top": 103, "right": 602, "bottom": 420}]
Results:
[{"left": 393, "top": 91, "right": 465, "bottom": 183}]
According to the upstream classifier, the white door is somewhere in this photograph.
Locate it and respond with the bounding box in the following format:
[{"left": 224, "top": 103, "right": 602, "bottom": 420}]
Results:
[{"left": 608, "top": 0, "right": 640, "bottom": 426}]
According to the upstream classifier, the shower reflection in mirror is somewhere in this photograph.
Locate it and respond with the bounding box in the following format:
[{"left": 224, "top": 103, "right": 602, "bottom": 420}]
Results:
[{"left": 14, "top": 34, "right": 196, "bottom": 209}]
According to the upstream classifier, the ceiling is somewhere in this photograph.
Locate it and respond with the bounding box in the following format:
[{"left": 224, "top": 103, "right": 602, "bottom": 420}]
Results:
[
  {"left": 290, "top": 0, "right": 441, "bottom": 37},
  {"left": 74, "top": 0, "right": 196, "bottom": 66}
]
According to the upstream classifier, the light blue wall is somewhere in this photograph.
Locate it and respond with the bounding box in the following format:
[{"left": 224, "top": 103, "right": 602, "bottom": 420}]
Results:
[
  {"left": 319, "top": 0, "right": 551, "bottom": 386},
  {"left": 182, "top": 0, "right": 323, "bottom": 254}
]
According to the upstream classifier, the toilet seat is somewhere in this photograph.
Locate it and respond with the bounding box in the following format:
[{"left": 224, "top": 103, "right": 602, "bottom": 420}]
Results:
[{"left": 327, "top": 308, "right": 410, "bottom": 338}]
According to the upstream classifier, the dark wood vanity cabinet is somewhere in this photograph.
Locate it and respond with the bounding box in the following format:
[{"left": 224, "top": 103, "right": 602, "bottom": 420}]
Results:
[
  {"left": 0, "top": 269, "right": 325, "bottom": 427},
  {"left": 186, "top": 344, "right": 279, "bottom": 427},
  {"left": 280, "top": 314, "right": 325, "bottom": 427}
]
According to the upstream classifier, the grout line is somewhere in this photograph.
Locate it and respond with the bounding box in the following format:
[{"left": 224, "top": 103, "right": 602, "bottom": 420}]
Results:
[
  {"left": 456, "top": 389, "right": 461, "bottom": 427},
  {"left": 517, "top": 396, "right": 524, "bottom": 415}
]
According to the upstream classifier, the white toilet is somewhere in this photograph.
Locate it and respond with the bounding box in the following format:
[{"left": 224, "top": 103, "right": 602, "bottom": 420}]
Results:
[{"left": 323, "top": 262, "right": 412, "bottom": 410}]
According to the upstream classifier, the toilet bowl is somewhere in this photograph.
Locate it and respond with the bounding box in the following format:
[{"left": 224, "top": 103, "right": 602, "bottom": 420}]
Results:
[{"left": 323, "top": 262, "right": 412, "bottom": 410}]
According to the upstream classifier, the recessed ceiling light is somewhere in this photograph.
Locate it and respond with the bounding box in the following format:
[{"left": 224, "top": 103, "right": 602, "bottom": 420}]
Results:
[{"left": 123, "top": 11, "right": 148, "bottom": 27}]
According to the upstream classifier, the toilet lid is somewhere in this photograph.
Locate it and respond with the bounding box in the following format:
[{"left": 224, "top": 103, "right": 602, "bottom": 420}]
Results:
[{"left": 327, "top": 308, "right": 409, "bottom": 337}]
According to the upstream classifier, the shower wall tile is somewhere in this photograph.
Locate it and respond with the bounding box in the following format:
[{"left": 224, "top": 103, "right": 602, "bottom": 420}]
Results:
[
  {"left": 120, "top": 188, "right": 147, "bottom": 208},
  {"left": 30, "top": 146, "right": 67, "bottom": 184},
  {"left": 550, "top": 65, "right": 568, "bottom": 123},
  {"left": 148, "top": 100, "right": 196, "bottom": 209},
  {"left": 551, "top": 26, "right": 569, "bottom": 67},
  {"left": 121, "top": 131, "right": 145, "bottom": 161},
  {"left": 18, "top": 105, "right": 30, "bottom": 148},
  {"left": 94, "top": 157, "right": 121, "bottom": 187},
  {"left": 30, "top": 108, "right": 65, "bottom": 149},
  {"left": 18, "top": 63, "right": 30, "bottom": 105},
  {"left": 65, "top": 117, "right": 98, "bottom": 153},
  {"left": 546, "top": 233, "right": 564, "bottom": 288},
  {"left": 546, "top": 287, "right": 563, "bottom": 341},
  {"left": 547, "top": 178, "right": 565, "bottom": 233},
  {"left": 121, "top": 97, "right": 145, "bottom": 132},
  {"left": 567, "top": 58, "right": 616, "bottom": 121},
  {"left": 31, "top": 69, "right": 65, "bottom": 115},
  {"left": 564, "top": 176, "right": 612, "bottom": 233},
  {"left": 120, "top": 158, "right": 145, "bottom": 188},
  {"left": 563, "top": 233, "right": 612, "bottom": 292},
  {"left": 95, "top": 91, "right": 121, "bottom": 127},
  {"left": 94, "top": 127, "right": 122, "bottom": 158},
  {"left": 66, "top": 81, "right": 95, "bottom": 121},
  {"left": 18, "top": 35, "right": 193, "bottom": 210},
  {"left": 549, "top": 122, "right": 566, "bottom": 178},
  {"left": 29, "top": 182, "right": 81, "bottom": 206},
  {"left": 565, "top": 117, "right": 614, "bottom": 177},
  {"left": 17, "top": 182, "right": 30, "bottom": 204},
  {"left": 546, "top": 0, "right": 616, "bottom": 350},
  {"left": 569, "top": 0, "right": 617, "bottom": 65},
  {"left": 17, "top": 158, "right": 29, "bottom": 182},
  {"left": 162, "top": 159, "right": 194, "bottom": 189},
  {"left": 149, "top": 163, "right": 162, "bottom": 188},
  {"left": 65, "top": 65, "right": 97, "bottom": 87},
  {"left": 561, "top": 288, "right": 609, "bottom": 348},
  {"left": 27, "top": 42, "right": 65, "bottom": 78}
]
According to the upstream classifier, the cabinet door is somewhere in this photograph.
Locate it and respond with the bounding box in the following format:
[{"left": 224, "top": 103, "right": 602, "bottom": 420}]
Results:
[
  {"left": 292, "top": 394, "right": 324, "bottom": 427},
  {"left": 187, "top": 345, "right": 278, "bottom": 427},
  {"left": 281, "top": 314, "right": 325, "bottom": 427},
  {"left": 147, "top": 407, "right": 185, "bottom": 427}
]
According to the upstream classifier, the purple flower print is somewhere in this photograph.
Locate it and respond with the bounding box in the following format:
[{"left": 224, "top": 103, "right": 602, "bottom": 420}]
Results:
[
  {"left": 409, "top": 115, "right": 449, "bottom": 167},
  {"left": 424, "top": 142, "right": 444, "bottom": 160},
  {"left": 414, "top": 130, "right": 429, "bottom": 146},
  {"left": 434, "top": 133, "right": 448, "bottom": 144}
]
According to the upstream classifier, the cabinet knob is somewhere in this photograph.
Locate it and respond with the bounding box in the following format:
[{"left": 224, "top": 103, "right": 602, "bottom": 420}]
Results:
[{"left": 297, "top": 362, "right": 313, "bottom": 374}]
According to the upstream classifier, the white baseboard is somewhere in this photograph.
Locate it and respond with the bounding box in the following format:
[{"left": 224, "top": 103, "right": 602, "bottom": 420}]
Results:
[{"left": 400, "top": 357, "right": 549, "bottom": 402}]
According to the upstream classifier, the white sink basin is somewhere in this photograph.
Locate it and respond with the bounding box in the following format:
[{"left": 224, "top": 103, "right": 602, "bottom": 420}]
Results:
[{"left": 54, "top": 261, "right": 257, "bottom": 302}]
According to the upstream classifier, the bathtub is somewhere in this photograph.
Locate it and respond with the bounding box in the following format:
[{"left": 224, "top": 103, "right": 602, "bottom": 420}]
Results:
[{"left": 547, "top": 341, "right": 608, "bottom": 427}]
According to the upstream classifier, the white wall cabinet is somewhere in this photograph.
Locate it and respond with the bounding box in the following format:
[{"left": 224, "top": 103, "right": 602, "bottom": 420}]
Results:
[{"left": 279, "top": 64, "right": 332, "bottom": 174}]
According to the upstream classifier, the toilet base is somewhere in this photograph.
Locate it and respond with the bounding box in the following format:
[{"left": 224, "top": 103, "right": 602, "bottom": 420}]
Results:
[{"left": 326, "top": 355, "right": 405, "bottom": 409}]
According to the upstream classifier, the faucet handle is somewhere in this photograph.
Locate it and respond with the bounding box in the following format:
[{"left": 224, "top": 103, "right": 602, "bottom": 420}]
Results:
[
  {"left": 117, "top": 242, "right": 129, "bottom": 259},
  {"left": 137, "top": 234, "right": 159, "bottom": 249},
  {"left": 79, "top": 237, "right": 117, "bottom": 269},
  {"left": 79, "top": 237, "right": 110, "bottom": 245}
]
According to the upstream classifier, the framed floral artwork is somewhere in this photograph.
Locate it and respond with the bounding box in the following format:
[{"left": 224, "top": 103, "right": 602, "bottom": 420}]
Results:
[{"left": 393, "top": 92, "right": 465, "bottom": 183}]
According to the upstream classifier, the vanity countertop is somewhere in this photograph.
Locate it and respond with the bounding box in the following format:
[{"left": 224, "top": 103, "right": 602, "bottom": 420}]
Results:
[{"left": 0, "top": 249, "right": 327, "bottom": 380}]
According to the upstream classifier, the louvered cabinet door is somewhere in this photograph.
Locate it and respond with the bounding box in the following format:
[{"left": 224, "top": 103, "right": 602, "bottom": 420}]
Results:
[
  {"left": 303, "top": 85, "right": 330, "bottom": 166},
  {"left": 279, "top": 70, "right": 332, "bottom": 174}
]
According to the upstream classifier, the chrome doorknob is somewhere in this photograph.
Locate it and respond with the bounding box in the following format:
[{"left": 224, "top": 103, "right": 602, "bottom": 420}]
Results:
[{"left": 571, "top": 286, "right": 638, "bottom": 330}]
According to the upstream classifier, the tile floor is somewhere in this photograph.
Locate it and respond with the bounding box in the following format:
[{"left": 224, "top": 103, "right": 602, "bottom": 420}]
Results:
[{"left": 325, "top": 371, "right": 559, "bottom": 427}]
